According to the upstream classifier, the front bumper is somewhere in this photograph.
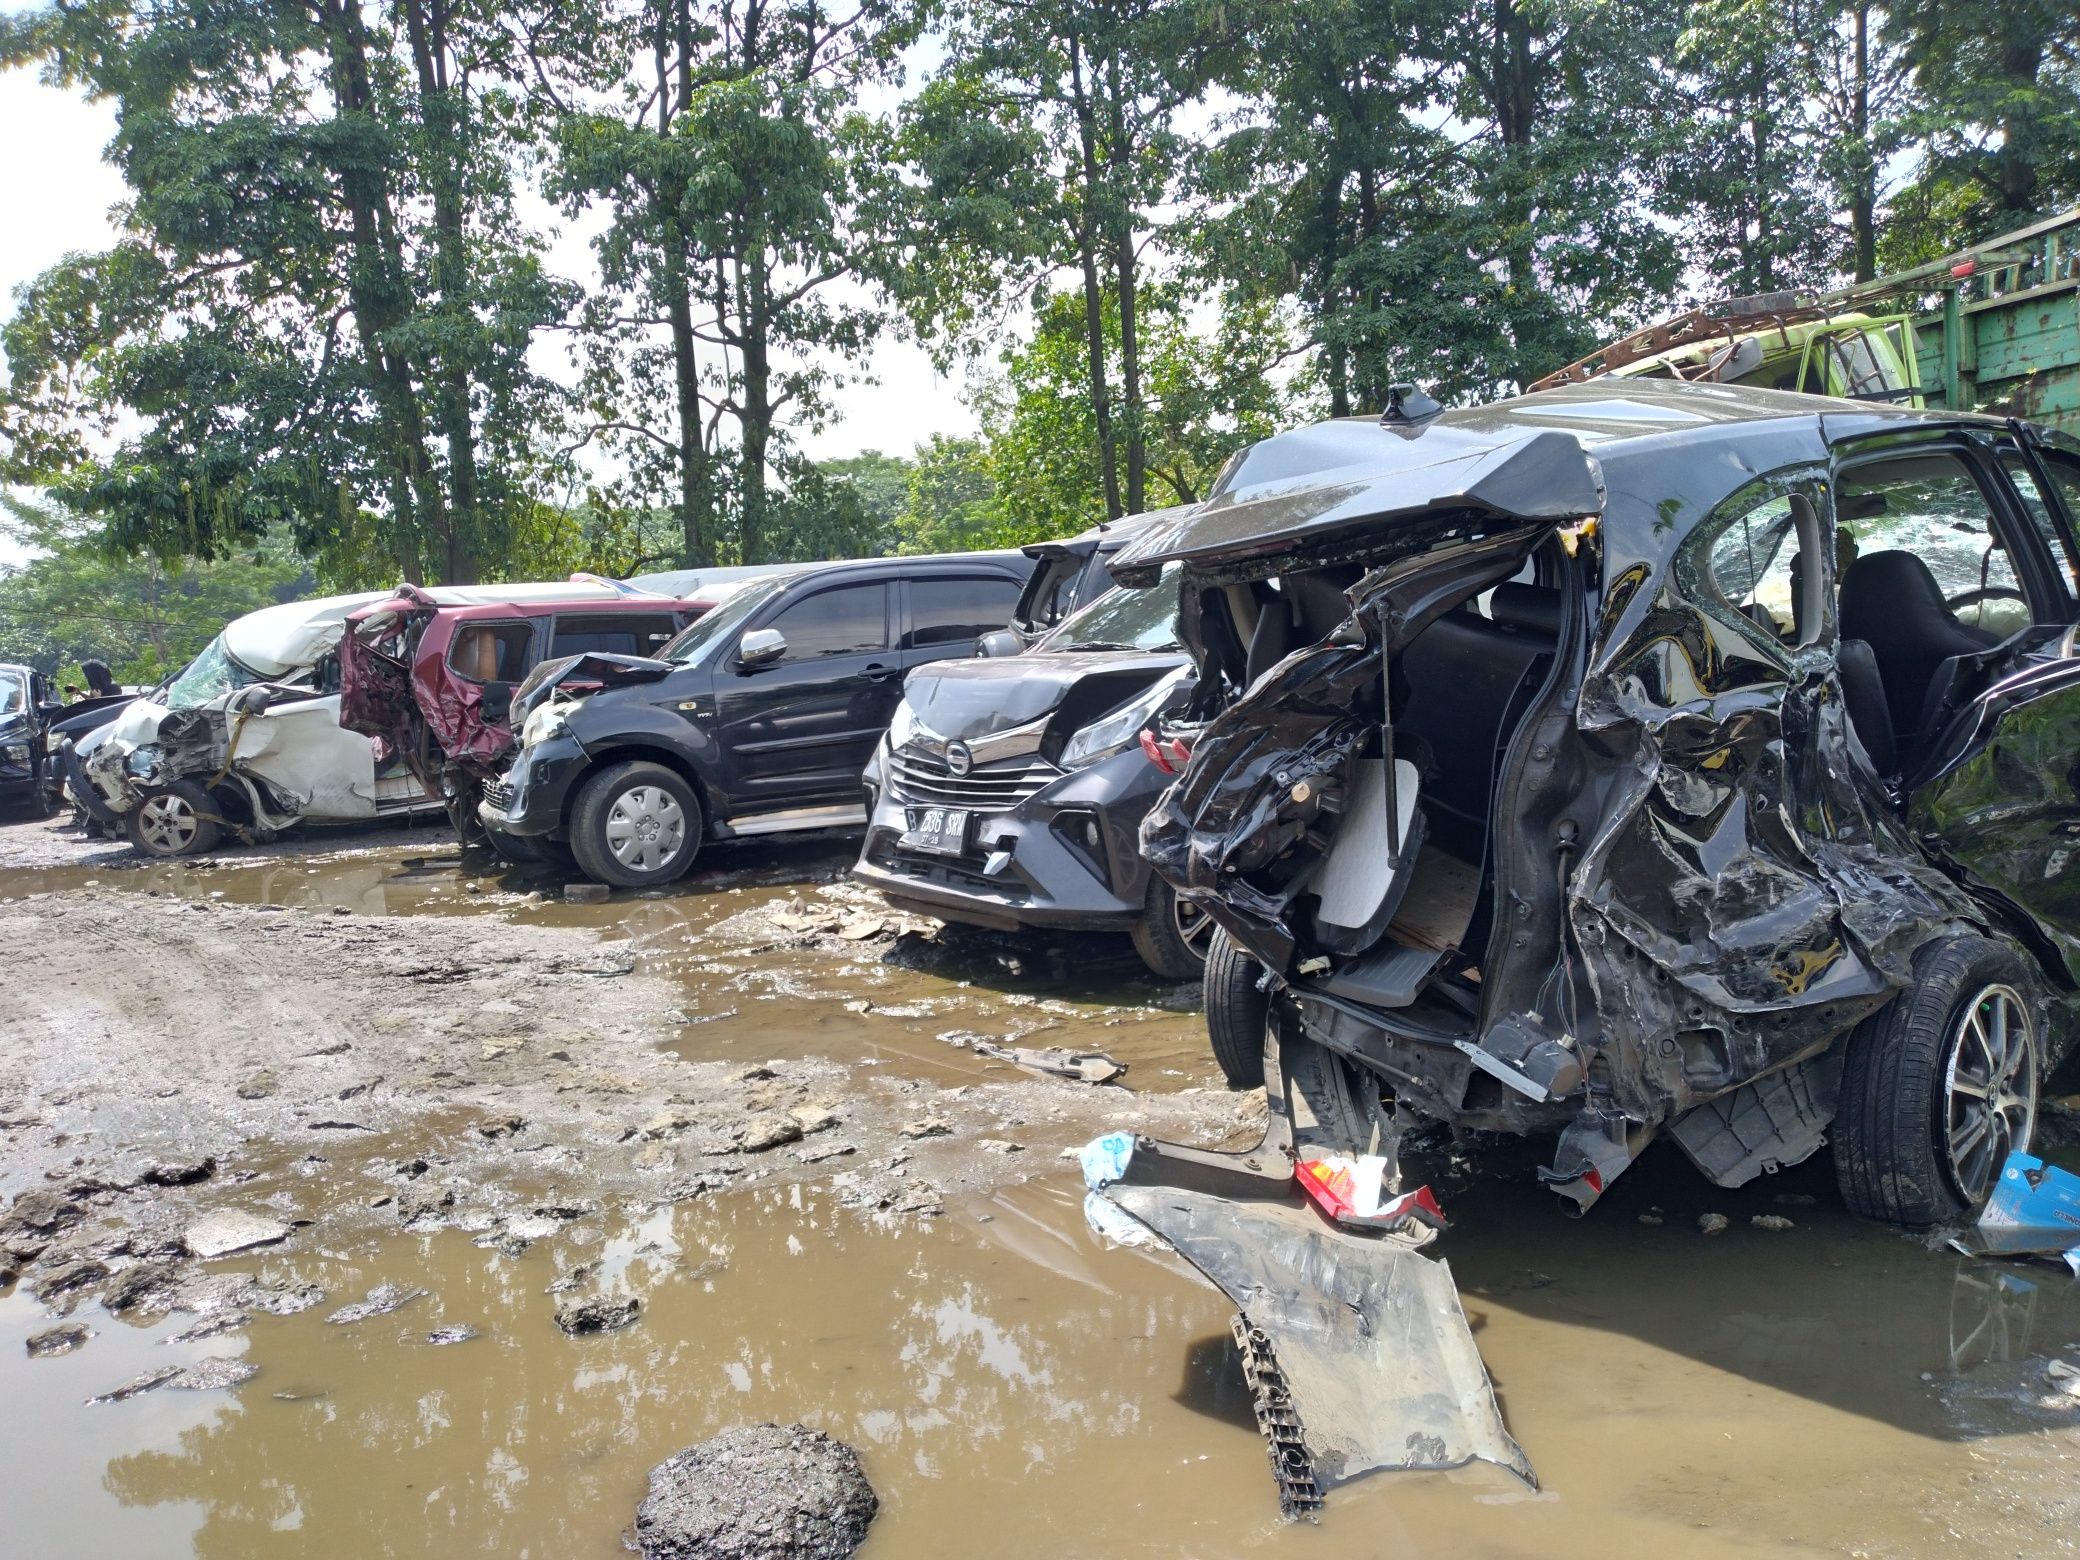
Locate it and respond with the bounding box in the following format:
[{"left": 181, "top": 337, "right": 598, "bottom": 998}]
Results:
[
  {"left": 853, "top": 741, "right": 1168, "bottom": 932},
  {"left": 59, "top": 740, "right": 118, "bottom": 823},
  {"left": 477, "top": 732, "right": 588, "bottom": 839}
]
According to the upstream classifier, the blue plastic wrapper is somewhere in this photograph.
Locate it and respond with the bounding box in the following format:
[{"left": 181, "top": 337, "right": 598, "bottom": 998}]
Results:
[{"left": 1079, "top": 1130, "right": 1135, "bottom": 1191}]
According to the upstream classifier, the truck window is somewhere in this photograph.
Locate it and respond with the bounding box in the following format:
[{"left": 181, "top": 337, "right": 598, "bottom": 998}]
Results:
[
  {"left": 906, "top": 575, "right": 1022, "bottom": 649},
  {"left": 449, "top": 622, "right": 532, "bottom": 684},
  {"left": 763, "top": 583, "right": 890, "bottom": 660},
  {"left": 548, "top": 613, "right": 680, "bottom": 659}
]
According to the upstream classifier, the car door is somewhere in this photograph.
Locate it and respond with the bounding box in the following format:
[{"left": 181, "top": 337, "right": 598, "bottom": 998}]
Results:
[
  {"left": 1903, "top": 434, "right": 2080, "bottom": 980},
  {"left": 712, "top": 578, "right": 897, "bottom": 816}
]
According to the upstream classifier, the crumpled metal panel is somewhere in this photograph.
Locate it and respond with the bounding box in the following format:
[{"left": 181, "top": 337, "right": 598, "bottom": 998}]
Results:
[{"left": 1102, "top": 1183, "right": 1535, "bottom": 1501}]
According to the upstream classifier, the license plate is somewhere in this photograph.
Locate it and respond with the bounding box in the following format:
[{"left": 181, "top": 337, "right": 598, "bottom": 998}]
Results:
[{"left": 901, "top": 806, "right": 971, "bottom": 856}]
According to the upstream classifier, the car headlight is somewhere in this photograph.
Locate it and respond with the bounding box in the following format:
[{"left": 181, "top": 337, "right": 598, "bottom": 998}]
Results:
[
  {"left": 885, "top": 698, "right": 925, "bottom": 752},
  {"left": 1059, "top": 667, "right": 1195, "bottom": 770},
  {"left": 0, "top": 743, "right": 28, "bottom": 766},
  {"left": 520, "top": 701, "right": 570, "bottom": 751},
  {"left": 125, "top": 744, "right": 165, "bottom": 779}
]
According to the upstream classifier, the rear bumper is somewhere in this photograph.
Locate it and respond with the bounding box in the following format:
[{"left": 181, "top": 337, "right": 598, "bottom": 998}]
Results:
[{"left": 853, "top": 742, "right": 1166, "bottom": 932}]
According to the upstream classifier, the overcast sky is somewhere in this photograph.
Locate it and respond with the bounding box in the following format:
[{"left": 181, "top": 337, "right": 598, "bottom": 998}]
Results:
[{"left": 0, "top": 55, "right": 982, "bottom": 572}]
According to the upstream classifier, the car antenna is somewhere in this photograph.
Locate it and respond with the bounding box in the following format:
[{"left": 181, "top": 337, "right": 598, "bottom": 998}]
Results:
[{"left": 1380, "top": 383, "right": 1442, "bottom": 427}]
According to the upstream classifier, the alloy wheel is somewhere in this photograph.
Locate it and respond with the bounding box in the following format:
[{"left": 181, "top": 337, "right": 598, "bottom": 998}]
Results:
[
  {"left": 1172, "top": 893, "right": 1215, "bottom": 958},
  {"left": 603, "top": 785, "right": 686, "bottom": 873},
  {"left": 136, "top": 792, "right": 201, "bottom": 854},
  {"left": 1942, "top": 982, "right": 2037, "bottom": 1205}
]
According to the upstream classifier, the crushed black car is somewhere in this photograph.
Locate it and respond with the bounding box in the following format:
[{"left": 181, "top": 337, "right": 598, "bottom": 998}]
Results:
[
  {"left": 1114, "top": 378, "right": 2080, "bottom": 1226},
  {"left": 0, "top": 662, "right": 59, "bottom": 814}
]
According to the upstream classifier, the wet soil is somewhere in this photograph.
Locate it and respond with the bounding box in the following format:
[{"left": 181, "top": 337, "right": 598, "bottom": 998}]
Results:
[{"left": 7, "top": 811, "right": 2080, "bottom": 1556}]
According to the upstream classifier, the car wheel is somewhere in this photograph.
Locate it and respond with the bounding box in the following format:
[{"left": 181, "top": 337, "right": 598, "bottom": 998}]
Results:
[
  {"left": 1130, "top": 876, "right": 1215, "bottom": 981},
  {"left": 1203, "top": 926, "right": 1269, "bottom": 1089},
  {"left": 126, "top": 780, "right": 223, "bottom": 858},
  {"left": 1834, "top": 936, "right": 2040, "bottom": 1225},
  {"left": 568, "top": 760, "right": 701, "bottom": 888},
  {"left": 1280, "top": 1019, "right": 1387, "bottom": 1155}
]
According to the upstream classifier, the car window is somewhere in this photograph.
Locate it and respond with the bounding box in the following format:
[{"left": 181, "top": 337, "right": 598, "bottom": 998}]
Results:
[
  {"left": 762, "top": 582, "right": 889, "bottom": 661},
  {"left": 449, "top": 622, "right": 532, "bottom": 684},
  {"left": 1837, "top": 453, "right": 2026, "bottom": 636},
  {"left": 906, "top": 575, "right": 1022, "bottom": 649},
  {"left": 0, "top": 672, "right": 23, "bottom": 717},
  {"left": 1700, "top": 489, "right": 1825, "bottom": 645},
  {"left": 165, "top": 634, "right": 262, "bottom": 710},
  {"left": 548, "top": 613, "right": 680, "bottom": 660},
  {"left": 2003, "top": 455, "right": 2080, "bottom": 598},
  {"left": 1038, "top": 563, "right": 1183, "bottom": 651},
  {"left": 1017, "top": 555, "right": 1083, "bottom": 634}
]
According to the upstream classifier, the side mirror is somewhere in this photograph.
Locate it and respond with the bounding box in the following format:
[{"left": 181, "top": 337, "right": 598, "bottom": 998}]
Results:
[
  {"left": 234, "top": 685, "right": 275, "bottom": 716},
  {"left": 976, "top": 629, "right": 1021, "bottom": 659},
  {"left": 736, "top": 627, "right": 788, "bottom": 671}
]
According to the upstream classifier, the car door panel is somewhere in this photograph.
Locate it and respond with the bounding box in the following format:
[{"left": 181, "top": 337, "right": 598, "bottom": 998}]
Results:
[{"left": 713, "top": 581, "right": 893, "bottom": 814}]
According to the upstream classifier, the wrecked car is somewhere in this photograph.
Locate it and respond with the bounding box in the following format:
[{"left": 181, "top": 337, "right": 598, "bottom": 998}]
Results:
[
  {"left": 853, "top": 562, "right": 1212, "bottom": 979},
  {"left": 992, "top": 507, "right": 1180, "bottom": 651},
  {"left": 1113, "top": 378, "right": 2080, "bottom": 1226},
  {"left": 338, "top": 582, "right": 719, "bottom": 854},
  {"left": 0, "top": 662, "right": 59, "bottom": 813},
  {"left": 481, "top": 551, "right": 1035, "bottom": 887},
  {"left": 83, "top": 583, "right": 657, "bottom": 857}
]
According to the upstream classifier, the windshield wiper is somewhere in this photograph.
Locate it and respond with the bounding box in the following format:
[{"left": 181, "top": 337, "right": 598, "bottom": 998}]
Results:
[{"left": 1063, "top": 640, "right": 1145, "bottom": 652}]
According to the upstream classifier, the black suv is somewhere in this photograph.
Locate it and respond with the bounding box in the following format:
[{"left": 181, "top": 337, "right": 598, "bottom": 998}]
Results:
[{"left": 480, "top": 552, "right": 1033, "bottom": 886}]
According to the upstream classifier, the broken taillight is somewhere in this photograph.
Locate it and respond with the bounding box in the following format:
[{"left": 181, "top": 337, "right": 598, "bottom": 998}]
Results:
[{"left": 1139, "top": 728, "right": 1192, "bottom": 773}]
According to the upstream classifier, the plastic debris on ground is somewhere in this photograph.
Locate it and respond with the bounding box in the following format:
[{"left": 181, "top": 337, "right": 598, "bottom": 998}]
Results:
[
  {"left": 1951, "top": 1150, "right": 2080, "bottom": 1265},
  {"left": 975, "top": 1041, "right": 1126, "bottom": 1085},
  {"left": 1073, "top": 1130, "right": 1532, "bottom": 1518}
]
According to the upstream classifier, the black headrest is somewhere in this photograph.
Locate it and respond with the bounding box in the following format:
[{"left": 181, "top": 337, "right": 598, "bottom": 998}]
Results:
[{"left": 1489, "top": 583, "right": 1561, "bottom": 638}]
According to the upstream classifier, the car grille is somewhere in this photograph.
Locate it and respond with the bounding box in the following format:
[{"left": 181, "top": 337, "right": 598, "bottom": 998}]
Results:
[
  {"left": 886, "top": 747, "right": 1060, "bottom": 812},
  {"left": 482, "top": 778, "right": 517, "bottom": 812}
]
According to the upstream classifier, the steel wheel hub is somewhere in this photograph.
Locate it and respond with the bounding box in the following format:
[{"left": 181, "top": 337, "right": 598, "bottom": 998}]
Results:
[
  {"left": 137, "top": 793, "right": 199, "bottom": 853},
  {"left": 1943, "top": 982, "right": 2036, "bottom": 1205},
  {"left": 604, "top": 786, "right": 685, "bottom": 872}
]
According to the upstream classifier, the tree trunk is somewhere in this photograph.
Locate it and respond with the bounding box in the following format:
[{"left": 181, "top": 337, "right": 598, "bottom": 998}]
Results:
[
  {"left": 1068, "top": 35, "right": 1121, "bottom": 520},
  {"left": 657, "top": 0, "right": 714, "bottom": 566},
  {"left": 1850, "top": 2, "right": 1876, "bottom": 281},
  {"left": 402, "top": 0, "right": 481, "bottom": 582},
  {"left": 318, "top": 0, "right": 442, "bottom": 584},
  {"left": 1490, "top": 0, "right": 1541, "bottom": 388},
  {"left": 1103, "top": 49, "right": 1144, "bottom": 516},
  {"left": 739, "top": 251, "right": 773, "bottom": 564}
]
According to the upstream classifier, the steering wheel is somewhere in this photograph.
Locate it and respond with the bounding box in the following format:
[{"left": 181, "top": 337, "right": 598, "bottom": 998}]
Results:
[{"left": 1945, "top": 585, "right": 2027, "bottom": 617}]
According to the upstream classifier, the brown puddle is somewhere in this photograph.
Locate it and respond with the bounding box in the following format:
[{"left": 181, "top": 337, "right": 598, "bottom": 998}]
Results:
[{"left": 8, "top": 1161, "right": 2080, "bottom": 1558}]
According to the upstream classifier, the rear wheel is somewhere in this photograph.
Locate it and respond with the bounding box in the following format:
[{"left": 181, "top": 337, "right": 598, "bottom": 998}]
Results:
[
  {"left": 1835, "top": 936, "right": 2040, "bottom": 1225},
  {"left": 127, "top": 780, "right": 222, "bottom": 858},
  {"left": 1130, "top": 876, "right": 1215, "bottom": 981},
  {"left": 568, "top": 761, "right": 701, "bottom": 888},
  {"left": 1203, "top": 926, "right": 1270, "bottom": 1089}
]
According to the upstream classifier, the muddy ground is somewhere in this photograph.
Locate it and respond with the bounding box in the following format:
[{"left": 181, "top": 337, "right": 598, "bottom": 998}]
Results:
[
  {"left": 8, "top": 810, "right": 2080, "bottom": 1558},
  {"left": 0, "top": 815, "right": 1256, "bottom": 1312}
]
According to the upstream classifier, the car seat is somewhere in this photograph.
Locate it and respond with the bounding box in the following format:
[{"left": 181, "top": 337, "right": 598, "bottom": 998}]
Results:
[{"left": 1837, "top": 550, "right": 1996, "bottom": 759}]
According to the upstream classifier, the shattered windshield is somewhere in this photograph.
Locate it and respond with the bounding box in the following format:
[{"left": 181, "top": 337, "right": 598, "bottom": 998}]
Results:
[
  {"left": 658, "top": 574, "right": 792, "bottom": 665},
  {"left": 164, "top": 634, "right": 263, "bottom": 710},
  {"left": 1038, "top": 564, "right": 1182, "bottom": 652}
]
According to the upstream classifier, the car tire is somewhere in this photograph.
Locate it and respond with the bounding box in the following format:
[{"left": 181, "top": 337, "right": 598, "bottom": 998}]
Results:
[
  {"left": 126, "top": 780, "right": 223, "bottom": 858},
  {"left": 1280, "top": 1020, "right": 1387, "bottom": 1156},
  {"left": 568, "top": 760, "right": 701, "bottom": 888},
  {"left": 1203, "top": 926, "right": 1269, "bottom": 1089},
  {"left": 1130, "top": 876, "right": 1214, "bottom": 982},
  {"left": 1834, "top": 935, "right": 2040, "bottom": 1226}
]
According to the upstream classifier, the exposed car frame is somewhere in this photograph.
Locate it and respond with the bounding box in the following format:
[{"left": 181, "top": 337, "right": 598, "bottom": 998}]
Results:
[{"left": 1116, "top": 379, "right": 2080, "bottom": 1225}]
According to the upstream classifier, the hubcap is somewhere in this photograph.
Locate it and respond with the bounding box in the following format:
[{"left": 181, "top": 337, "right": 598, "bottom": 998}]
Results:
[
  {"left": 603, "top": 785, "right": 686, "bottom": 873},
  {"left": 137, "top": 792, "right": 199, "bottom": 854},
  {"left": 1942, "top": 982, "right": 2037, "bottom": 1205},
  {"left": 1172, "top": 894, "right": 1214, "bottom": 959}
]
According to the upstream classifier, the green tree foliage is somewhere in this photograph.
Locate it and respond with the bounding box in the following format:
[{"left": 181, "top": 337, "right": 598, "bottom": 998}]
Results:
[
  {"left": 0, "top": 494, "right": 309, "bottom": 684},
  {"left": 0, "top": 0, "right": 572, "bottom": 585}
]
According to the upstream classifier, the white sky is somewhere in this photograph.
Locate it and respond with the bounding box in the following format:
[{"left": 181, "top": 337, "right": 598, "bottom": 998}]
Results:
[{"left": 0, "top": 55, "right": 979, "bottom": 546}]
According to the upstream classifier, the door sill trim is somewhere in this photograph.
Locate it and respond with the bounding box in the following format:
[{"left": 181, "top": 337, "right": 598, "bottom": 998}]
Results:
[{"left": 721, "top": 804, "right": 868, "bottom": 838}]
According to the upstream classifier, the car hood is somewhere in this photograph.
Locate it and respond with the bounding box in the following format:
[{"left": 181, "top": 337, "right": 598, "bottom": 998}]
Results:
[
  {"left": 1108, "top": 419, "right": 1603, "bottom": 587},
  {"left": 901, "top": 649, "right": 1190, "bottom": 741},
  {"left": 511, "top": 652, "right": 678, "bottom": 724}
]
